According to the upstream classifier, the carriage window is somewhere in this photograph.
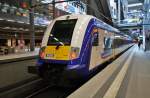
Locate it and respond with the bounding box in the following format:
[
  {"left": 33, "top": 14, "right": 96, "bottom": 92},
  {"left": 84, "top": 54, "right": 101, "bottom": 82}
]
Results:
[
  {"left": 113, "top": 38, "right": 124, "bottom": 48},
  {"left": 92, "top": 32, "right": 99, "bottom": 46},
  {"left": 47, "top": 19, "right": 77, "bottom": 45},
  {"left": 104, "top": 37, "right": 113, "bottom": 50}
]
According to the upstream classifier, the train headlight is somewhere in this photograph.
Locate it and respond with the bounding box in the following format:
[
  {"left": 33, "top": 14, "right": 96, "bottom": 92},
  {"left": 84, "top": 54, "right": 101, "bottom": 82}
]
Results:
[
  {"left": 69, "top": 47, "right": 80, "bottom": 60},
  {"left": 39, "top": 46, "right": 46, "bottom": 59}
]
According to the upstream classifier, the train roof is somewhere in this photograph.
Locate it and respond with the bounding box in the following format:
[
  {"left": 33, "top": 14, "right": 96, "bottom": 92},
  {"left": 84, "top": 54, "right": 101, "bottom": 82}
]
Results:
[{"left": 55, "top": 14, "right": 120, "bottom": 34}]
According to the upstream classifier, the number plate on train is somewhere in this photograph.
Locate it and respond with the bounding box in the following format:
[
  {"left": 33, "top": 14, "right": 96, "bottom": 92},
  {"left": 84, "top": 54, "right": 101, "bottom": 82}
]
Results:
[{"left": 46, "top": 54, "right": 54, "bottom": 57}]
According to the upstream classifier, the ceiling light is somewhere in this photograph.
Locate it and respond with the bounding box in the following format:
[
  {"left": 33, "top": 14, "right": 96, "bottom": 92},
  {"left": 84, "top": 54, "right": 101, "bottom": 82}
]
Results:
[{"left": 128, "top": 3, "right": 143, "bottom": 7}]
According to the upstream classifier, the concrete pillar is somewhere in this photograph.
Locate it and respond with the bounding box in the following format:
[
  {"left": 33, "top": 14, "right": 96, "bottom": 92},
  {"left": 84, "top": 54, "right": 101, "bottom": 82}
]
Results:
[
  {"left": 7, "top": 39, "right": 11, "bottom": 47},
  {"left": 29, "top": 0, "right": 35, "bottom": 51},
  {"left": 118, "top": 0, "right": 121, "bottom": 23},
  {"left": 143, "top": 26, "right": 146, "bottom": 50},
  {"left": 86, "top": 0, "right": 93, "bottom": 15},
  {"left": 143, "top": 0, "right": 150, "bottom": 51},
  {"left": 53, "top": 0, "right": 55, "bottom": 19}
]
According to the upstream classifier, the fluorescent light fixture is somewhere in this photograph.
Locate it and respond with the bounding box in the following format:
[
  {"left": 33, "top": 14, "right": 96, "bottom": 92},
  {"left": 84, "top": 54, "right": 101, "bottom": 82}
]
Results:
[
  {"left": 7, "top": 19, "right": 15, "bottom": 22},
  {"left": 17, "top": 21, "right": 25, "bottom": 24},
  {"left": 24, "top": 29, "right": 29, "bottom": 31},
  {"left": 0, "top": 18, "right": 4, "bottom": 20},
  {"left": 12, "top": 28, "right": 17, "bottom": 30},
  {"left": 19, "top": 28, "right": 24, "bottom": 30},
  {"left": 3, "top": 27, "right": 10, "bottom": 29},
  {"left": 41, "top": 0, "right": 52, "bottom": 3},
  {"left": 115, "top": 36, "right": 121, "bottom": 38},
  {"left": 128, "top": 3, "right": 143, "bottom": 7}
]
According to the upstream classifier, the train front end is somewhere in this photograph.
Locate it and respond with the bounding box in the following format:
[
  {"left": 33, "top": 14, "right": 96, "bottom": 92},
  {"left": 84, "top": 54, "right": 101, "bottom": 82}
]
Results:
[{"left": 37, "top": 15, "right": 90, "bottom": 82}]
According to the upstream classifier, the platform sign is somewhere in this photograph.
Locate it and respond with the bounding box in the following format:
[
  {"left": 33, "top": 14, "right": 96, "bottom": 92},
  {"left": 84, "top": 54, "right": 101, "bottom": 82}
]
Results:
[
  {"left": 55, "top": 0, "right": 86, "bottom": 14},
  {"left": 40, "top": 0, "right": 86, "bottom": 14}
]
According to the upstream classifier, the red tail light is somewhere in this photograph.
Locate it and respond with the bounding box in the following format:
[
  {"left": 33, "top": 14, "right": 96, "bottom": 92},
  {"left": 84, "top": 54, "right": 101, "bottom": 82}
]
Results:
[
  {"left": 39, "top": 47, "right": 46, "bottom": 59},
  {"left": 69, "top": 52, "right": 77, "bottom": 60},
  {"left": 69, "top": 47, "right": 79, "bottom": 60},
  {"left": 40, "top": 52, "right": 45, "bottom": 59}
]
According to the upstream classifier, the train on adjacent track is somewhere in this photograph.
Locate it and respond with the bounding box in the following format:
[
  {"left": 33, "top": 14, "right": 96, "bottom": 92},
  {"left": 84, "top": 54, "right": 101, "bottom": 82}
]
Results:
[{"left": 36, "top": 14, "right": 133, "bottom": 83}]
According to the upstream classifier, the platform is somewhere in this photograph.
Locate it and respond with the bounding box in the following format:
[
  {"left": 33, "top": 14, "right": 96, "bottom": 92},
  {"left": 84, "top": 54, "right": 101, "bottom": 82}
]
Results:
[
  {"left": 0, "top": 48, "right": 39, "bottom": 89},
  {"left": 116, "top": 45, "right": 150, "bottom": 98},
  {"left": 68, "top": 45, "right": 150, "bottom": 98},
  {"left": 0, "top": 48, "right": 39, "bottom": 63}
]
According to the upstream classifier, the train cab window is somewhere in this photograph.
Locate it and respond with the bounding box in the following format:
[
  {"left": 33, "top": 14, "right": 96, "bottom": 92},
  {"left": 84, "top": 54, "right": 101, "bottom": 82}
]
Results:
[
  {"left": 47, "top": 19, "right": 77, "bottom": 45},
  {"left": 92, "top": 28, "right": 99, "bottom": 46}
]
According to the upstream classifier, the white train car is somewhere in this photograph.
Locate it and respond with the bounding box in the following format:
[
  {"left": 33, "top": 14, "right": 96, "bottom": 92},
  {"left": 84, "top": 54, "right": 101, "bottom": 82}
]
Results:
[{"left": 36, "top": 14, "right": 133, "bottom": 82}]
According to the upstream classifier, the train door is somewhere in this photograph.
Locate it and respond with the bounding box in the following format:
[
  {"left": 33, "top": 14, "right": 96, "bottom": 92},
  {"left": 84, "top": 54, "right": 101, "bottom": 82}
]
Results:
[
  {"left": 110, "top": 32, "right": 115, "bottom": 58},
  {"left": 98, "top": 29, "right": 108, "bottom": 64},
  {"left": 89, "top": 27, "right": 100, "bottom": 70},
  {"left": 100, "top": 31, "right": 114, "bottom": 62}
]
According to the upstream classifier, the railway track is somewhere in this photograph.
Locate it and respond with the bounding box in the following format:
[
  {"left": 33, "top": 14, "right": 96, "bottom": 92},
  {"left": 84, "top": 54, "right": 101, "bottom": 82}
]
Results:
[
  {"left": 25, "top": 85, "right": 51, "bottom": 98},
  {"left": 0, "top": 78, "right": 49, "bottom": 98},
  {"left": 25, "top": 85, "right": 78, "bottom": 98}
]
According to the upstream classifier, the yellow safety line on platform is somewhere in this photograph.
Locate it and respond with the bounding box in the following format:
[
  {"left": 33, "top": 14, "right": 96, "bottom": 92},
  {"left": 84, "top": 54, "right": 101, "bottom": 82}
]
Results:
[{"left": 103, "top": 46, "right": 135, "bottom": 98}]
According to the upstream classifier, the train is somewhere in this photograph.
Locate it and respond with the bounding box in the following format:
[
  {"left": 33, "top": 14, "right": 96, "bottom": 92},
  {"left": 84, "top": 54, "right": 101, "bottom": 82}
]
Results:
[{"left": 36, "top": 14, "right": 133, "bottom": 83}]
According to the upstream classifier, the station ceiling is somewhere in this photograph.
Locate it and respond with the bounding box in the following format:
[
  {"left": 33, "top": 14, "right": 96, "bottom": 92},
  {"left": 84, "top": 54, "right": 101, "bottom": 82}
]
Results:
[
  {"left": 128, "top": 0, "right": 144, "bottom": 4},
  {"left": 128, "top": 0, "right": 144, "bottom": 10}
]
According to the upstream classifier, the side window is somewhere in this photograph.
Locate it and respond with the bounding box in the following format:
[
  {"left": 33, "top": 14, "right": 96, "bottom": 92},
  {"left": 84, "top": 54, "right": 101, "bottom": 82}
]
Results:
[
  {"left": 104, "top": 37, "right": 113, "bottom": 50},
  {"left": 113, "top": 38, "right": 123, "bottom": 48},
  {"left": 92, "top": 27, "right": 99, "bottom": 46}
]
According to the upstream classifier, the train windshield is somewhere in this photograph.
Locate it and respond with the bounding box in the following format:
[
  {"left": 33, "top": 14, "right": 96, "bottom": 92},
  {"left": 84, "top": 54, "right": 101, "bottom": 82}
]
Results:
[{"left": 47, "top": 19, "right": 77, "bottom": 45}]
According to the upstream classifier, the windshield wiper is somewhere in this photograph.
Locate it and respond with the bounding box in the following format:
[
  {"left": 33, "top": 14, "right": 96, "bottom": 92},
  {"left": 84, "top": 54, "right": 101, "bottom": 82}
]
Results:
[
  {"left": 56, "top": 43, "right": 62, "bottom": 50},
  {"left": 50, "top": 34, "right": 64, "bottom": 49}
]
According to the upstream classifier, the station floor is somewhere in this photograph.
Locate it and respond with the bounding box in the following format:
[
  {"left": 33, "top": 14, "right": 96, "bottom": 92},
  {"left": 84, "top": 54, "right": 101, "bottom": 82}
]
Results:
[
  {"left": 0, "top": 48, "right": 39, "bottom": 61},
  {"left": 116, "top": 45, "right": 150, "bottom": 98},
  {"left": 68, "top": 45, "right": 150, "bottom": 98}
]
